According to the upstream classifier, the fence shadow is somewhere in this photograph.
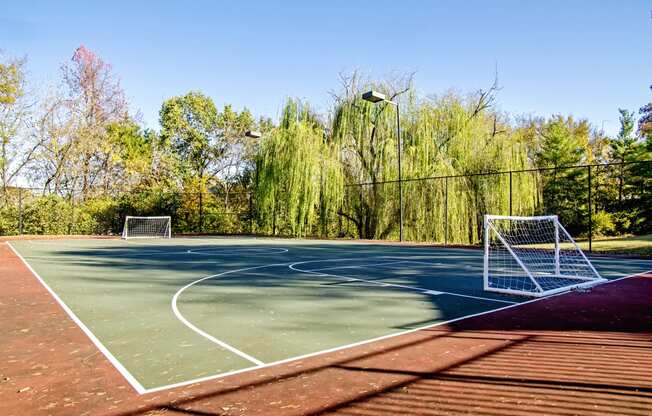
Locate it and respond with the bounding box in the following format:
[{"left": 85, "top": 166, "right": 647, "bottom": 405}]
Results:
[{"left": 106, "top": 273, "right": 652, "bottom": 416}]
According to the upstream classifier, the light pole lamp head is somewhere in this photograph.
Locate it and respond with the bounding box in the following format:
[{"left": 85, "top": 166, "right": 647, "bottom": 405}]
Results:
[
  {"left": 245, "top": 130, "right": 262, "bottom": 139},
  {"left": 362, "top": 90, "right": 386, "bottom": 103}
]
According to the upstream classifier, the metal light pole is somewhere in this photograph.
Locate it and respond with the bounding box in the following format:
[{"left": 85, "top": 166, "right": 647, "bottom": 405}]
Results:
[
  {"left": 245, "top": 131, "right": 262, "bottom": 234},
  {"left": 362, "top": 90, "right": 404, "bottom": 242}
]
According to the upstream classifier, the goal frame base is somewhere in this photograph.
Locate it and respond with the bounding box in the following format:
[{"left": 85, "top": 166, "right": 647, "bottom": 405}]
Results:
[{"left": 484, "top": 277, "right": 607, "bottom": 298}]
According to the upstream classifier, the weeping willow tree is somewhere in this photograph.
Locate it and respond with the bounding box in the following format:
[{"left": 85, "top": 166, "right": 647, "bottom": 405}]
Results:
[
  {"left": 330, "top": 83, "right": 403, "bottom": 239},
  {"left": 401, "top": 90, "right": 537, "bottom": 243},
  {"left": 254, "top": 99, "right": 343, "bottom": 236},
  {"left": 330, "top": 79, "right": 537, "bottom": 243},
  {"left": 255, "top": 77, "right": 538, "bottom": 243}
]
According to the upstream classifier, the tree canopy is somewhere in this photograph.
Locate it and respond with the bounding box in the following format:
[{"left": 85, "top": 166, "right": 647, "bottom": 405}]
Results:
[{"left": 0, "top": 46, "right": 651, "bottom": 241}]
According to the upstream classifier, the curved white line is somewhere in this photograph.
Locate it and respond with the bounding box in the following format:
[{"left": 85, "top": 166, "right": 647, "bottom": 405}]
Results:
[
  {"left": 289, "top": 258, "right": 517, "bottom": 304},
  {"left": 171, "top": 263, "right": 289, "bottom": 366}
]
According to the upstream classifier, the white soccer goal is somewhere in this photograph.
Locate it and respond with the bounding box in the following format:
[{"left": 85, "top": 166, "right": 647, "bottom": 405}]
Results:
[
  {"left": 484, "top": 215, "right": 605, "bottom": 297},
  {"left": 121, "top": 216, "right": 171, "bottom": 239}
]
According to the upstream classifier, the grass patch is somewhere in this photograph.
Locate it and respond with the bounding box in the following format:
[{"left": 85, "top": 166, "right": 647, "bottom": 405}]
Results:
[{"left": 575, "top": 234, "right": 652, "bottom": 257}]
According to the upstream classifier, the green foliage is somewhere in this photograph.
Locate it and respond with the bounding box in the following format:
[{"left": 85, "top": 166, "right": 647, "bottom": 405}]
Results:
[
  {"left": 0, "top": 58, "right": 23, "bottom": 105},
  {"left": 106, "top": 121, "right": 153, "bottom": 176},
  {"left": 20, "top": 195, "right": 74, "bottom": 234},
  {"left": 254, "top": 88, "right": 538, "bottom": 243},
  {"left": 2, "top": 58, "right": 652, "bottom": 244},
  {"left": 639, "top": 85, "right": 652, "bottom": 141},
  {"left": 255, "top": 99, "right": 342, "bottom": 236},
  {"left": 535, "top": 115, "right": 588, "bottom": 168},
  {"left": 159, "top": 92, "right": 256, "bottom": 232},
  {"left": 591, "top": 210, "right": 616, "bottom": 237},
  {"left": 611, "top": 109, "right": 638, "bottom": 164},
  {"left": 160, "top": 91, "right": 219, "bottom": 179},
  {"left": 533, "top": 116, "right": 591, "bottom": 234},
  {"left": 0, "top": 203, "right": 19, "bottom": 235}
]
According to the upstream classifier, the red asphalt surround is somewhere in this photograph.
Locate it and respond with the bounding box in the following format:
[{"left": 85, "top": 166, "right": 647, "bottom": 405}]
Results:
[{"left": 0, "top": 242, "right": 650, "bottom": 415}]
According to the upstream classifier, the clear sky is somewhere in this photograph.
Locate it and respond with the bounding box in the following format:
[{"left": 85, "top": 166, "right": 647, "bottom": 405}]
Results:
[{"left": 2, "top": 1, "right": 651, "bottom": 135}]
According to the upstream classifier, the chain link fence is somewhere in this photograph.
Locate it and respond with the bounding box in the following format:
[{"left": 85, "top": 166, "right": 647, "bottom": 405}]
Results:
[
  {"left": 0, "top": 187, "right": 254, "bottom": 237},
  {"left": 342, "top": 160, "right": 652, "bottom": 250},
  {"left": 2, "top": 160, "right": 651, "bottom": 251}
]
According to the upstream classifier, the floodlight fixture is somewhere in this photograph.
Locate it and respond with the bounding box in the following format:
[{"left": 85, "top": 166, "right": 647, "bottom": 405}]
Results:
[{"left": 362, "top": 90, "right": 386, "bottom": 103}]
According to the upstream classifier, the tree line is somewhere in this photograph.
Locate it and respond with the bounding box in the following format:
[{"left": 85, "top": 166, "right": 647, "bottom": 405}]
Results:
[{"left": 1, "top": 47, "right": 651, "bottom": 241}]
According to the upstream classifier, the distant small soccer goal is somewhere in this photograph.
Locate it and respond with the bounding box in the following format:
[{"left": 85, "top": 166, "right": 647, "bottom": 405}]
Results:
[
  {"left": 121, "top": 216, "right": 171, "bottom": 239},
  {"left": 484, "top": 215, "right": 605, "bottom": 297}
]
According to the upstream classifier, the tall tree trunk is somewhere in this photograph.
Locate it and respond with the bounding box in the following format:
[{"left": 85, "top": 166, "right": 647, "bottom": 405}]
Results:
[{"left": 199, "top": 176, "right": 204, "bottom": 233}]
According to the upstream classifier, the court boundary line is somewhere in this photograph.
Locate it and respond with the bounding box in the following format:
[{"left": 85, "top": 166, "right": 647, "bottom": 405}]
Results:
[
  {"left": 289, "top": 258, "right": 518, "bottom": 304},
  {"left": 144, "top": 266, "right": 652, "bottom": 394},
  {"left": 7, "top": 240, "right": 650, "bottom": 396},
  {"left": 5, "top": 242, "right": 147, "bottom": 394}
]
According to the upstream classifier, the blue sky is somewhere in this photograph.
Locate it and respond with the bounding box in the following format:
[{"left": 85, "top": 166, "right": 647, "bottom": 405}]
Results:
[{"left": 2, "top": 1, "right": 651, "bottom": 135}]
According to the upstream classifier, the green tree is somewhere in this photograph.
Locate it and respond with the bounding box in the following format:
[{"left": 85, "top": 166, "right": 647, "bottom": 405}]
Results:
[
  {"left": 627, "top": 86, "right": 652, "bottom": 233},
  {"left": 33, "top": 45, "right": 134, "bottom": 198},
  {"left": 610, "top": 109, "right": 638, "bottom": 204},
  {"left": 160, "top": 91, "right": 219, "bottom": 231},
  {"left": 254, "top": 74, "right": 536, "bottom": 243},
  {"left": 639, "top": 85, "right": 652, "bottom": 145},
  {"left": 0, "top": 55, "right": 22, "bottom": 105},
  {"left": 159, "top": 92, "right": 254, "bottom": 231},
  {"left": 106, "top": 120, "right": 153, "bottom": 183},
  {"left": 0, "top": 55, "right": 36, "bottom": 197},
  {"left": 535, "top": 115, "right": 589, "bottom": 234},
  {"left": 214, "top": 104, "right": 255, "bottom": 207},
  {"left": 255, "top": 99, "right": 342, "bottom": 236}
]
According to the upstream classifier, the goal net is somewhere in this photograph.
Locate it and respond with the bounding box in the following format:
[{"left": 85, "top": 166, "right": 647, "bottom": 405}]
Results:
[
  {"left": 121, "top": 216, "right": 171, "bottom": 239},
  {"left": 484, "top": 215, "right": 604, "bottom": 297}
]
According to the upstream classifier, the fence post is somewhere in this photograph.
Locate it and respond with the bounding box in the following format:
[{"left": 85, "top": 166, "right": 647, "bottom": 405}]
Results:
[
  {"left": 444, "top": 177, "right": 448, "bottom": 246},
  {"left": 509, "top": 171, "right": 513, "bottom": 216},
  {"left": 248, "top": 191, "right": 254, "bottom": 235},
  {"left": 18, "top": 188, "right": 23, "bottom": 235},
  {"left": 588, "top": 165, "right": 592, "bottom": 253},
  {"left": 68, "top": 193, "right": 74, "bottom": 235},
  {"left": 338, "top": 203, "right": 342, "bottom": 237},
  {"left": 198, "top": 187, "right": 204, "bottom": 234}
]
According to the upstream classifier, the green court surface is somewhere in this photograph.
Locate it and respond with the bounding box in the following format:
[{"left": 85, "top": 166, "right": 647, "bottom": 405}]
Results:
[{"left": 9, "top": 238, "right": 652, "bottom": 393}]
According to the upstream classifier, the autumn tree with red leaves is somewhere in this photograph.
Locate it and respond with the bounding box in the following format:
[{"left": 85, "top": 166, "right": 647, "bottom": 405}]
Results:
[{"left": 35, "top": 45, "right": 146, "bottom": 197}]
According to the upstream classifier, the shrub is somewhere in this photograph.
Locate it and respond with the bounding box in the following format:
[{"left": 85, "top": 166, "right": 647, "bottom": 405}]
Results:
[
  {"left": 21, "top": 195, "right": 74, "bottom": 235},
  {"left": 592, "top": 210, "right": 616, "bottom": 237}
]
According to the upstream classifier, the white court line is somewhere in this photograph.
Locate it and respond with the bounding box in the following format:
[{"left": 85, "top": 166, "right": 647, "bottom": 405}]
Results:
[
  {"left": 145, "top": 268, "right": 652, "bottom": 394},
  {"left": 19, "top": 250, "right": 194, "bottom": 260},
  {"left": 22, "top": 240, "right": 288, "bottom": 259},
  {"left": 6, "top": 242, "right": 147, "bottom": 394},
  {"left": 309, "top": 260, "right": 412, "bottom": 272},
  {"left": 289, "top": 258, "right": 517, "bottom": 305},
  {"left": 26, "top": 238, "right": 124, "bottom": 244},
  {"left": 9, "top": 239, "right": 651, "bottom": 395},
  {"left": 171, "top": 264, "right": 292, "bottom": 367},
  {"left": 381, "top": 260, "right": 447, "bottom": 267}
]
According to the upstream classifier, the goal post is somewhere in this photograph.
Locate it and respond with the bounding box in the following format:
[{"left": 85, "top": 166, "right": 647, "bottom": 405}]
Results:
[
  {"left": 121, "top": 216, "right": 172, "bottom": 239},
  {"left": 484, "top": 215, "right": 605, "bottom": 297}
]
